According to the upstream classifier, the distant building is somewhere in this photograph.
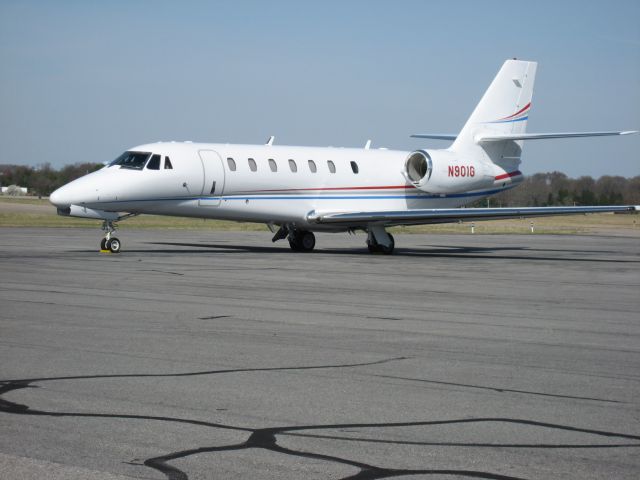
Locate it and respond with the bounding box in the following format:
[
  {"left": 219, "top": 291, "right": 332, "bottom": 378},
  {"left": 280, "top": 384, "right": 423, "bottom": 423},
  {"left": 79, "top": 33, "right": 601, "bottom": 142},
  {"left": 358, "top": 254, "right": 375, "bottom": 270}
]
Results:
[{"left": 1, "top": 185, "right": 28, "bottom": 195}]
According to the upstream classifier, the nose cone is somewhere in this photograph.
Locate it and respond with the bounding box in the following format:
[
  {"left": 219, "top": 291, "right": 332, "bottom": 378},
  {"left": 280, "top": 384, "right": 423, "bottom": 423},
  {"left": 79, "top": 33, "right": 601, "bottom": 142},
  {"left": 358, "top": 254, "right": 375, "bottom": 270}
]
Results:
[
  {"left": 49, "top": 171, "right": 102, "bottom": 207},
  {"left": 49, "top": 185, "right": 71, "bottom": 207}
]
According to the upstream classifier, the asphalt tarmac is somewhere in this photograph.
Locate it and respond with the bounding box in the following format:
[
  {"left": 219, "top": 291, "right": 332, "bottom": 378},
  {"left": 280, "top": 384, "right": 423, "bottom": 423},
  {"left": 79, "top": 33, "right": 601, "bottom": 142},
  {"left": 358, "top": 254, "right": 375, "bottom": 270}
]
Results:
[{"left": 1, "top": 227, "right": 639, "bottom": 479}]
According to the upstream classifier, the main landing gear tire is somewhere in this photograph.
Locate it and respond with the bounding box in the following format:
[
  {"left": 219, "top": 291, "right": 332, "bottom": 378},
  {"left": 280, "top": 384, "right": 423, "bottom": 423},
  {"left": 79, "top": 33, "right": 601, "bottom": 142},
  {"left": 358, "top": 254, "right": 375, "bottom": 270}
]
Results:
[
  {"left": 289, "top": 231, "right": 316, "bottom": 252},
  {"left": 100, "top": 238, "right": 108, "bottom": 250},
  {"left": 106, "top": 237, "right": 121, "bottom": 253},
  {"left": 367, "top": 233, "right": 395, "bottom": 255}
]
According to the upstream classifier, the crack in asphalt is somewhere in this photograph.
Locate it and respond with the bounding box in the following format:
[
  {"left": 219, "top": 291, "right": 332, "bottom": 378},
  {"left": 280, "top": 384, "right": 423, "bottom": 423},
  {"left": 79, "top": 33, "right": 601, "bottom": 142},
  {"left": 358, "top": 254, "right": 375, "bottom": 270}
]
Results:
[
  {"left": 2, "top": 357, "right": 639, "bottom": 480},
  {"left": 0, "top": 356, "right": 407, "bottom": 384},
  {"left": 374, "top": 374, "right": 623, "bottom": 403}
]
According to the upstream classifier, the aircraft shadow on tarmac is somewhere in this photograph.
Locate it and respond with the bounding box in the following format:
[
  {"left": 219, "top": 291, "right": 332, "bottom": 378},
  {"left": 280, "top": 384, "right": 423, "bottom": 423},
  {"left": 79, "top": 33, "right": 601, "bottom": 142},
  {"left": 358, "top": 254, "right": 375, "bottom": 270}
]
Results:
[
  {"left": 139, "top": 241, "right": 637, "bottom": 263},
  {"left": 1, "top": 357, "right": 639, "bottom": 480}
]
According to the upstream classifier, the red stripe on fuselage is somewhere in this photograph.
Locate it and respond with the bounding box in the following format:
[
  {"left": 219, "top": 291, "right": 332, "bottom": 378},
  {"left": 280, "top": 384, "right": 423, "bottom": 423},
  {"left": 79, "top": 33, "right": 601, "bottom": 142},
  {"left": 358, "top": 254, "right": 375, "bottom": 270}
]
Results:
[{"left": 494, "top": 170, "right": 522, "bottom": 181}]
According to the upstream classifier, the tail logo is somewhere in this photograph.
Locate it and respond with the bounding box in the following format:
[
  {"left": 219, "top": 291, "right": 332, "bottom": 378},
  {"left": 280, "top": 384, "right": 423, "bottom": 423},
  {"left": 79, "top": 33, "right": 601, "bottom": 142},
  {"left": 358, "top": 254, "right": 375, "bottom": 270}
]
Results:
[{"left": 488, "top": 102, "right": 531, "bottom": 123}]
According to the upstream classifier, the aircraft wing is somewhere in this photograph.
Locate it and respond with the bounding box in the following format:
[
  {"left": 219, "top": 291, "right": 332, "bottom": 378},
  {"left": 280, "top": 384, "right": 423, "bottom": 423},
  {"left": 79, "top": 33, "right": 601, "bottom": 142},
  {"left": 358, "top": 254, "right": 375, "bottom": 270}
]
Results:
[{"left": 307, "top": 205, "right": 637, "bottom": 227}]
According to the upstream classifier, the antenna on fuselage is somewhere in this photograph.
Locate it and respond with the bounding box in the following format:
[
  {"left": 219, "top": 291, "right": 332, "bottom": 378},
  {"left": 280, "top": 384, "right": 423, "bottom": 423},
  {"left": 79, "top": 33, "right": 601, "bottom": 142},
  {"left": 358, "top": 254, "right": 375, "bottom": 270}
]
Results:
[
  {"left": 364, "top": 139, "right": 372, "bottom": 149},
  {"left": 266, "top": 136, "right": 275, "bottom": 146}
]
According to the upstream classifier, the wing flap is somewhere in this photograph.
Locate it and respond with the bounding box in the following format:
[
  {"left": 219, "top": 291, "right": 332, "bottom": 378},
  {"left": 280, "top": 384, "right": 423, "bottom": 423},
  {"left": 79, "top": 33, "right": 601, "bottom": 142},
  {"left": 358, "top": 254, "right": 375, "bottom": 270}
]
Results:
[{"left": 308, "top": 206, "right": 637, "bottom": 226}]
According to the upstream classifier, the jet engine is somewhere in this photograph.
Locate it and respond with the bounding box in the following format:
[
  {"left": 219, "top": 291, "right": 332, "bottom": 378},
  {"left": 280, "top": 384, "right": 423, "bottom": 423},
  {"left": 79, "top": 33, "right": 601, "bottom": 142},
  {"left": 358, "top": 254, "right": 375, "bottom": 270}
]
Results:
[{"left": 404, "top": 150, "right": 494, "bottom": 194}]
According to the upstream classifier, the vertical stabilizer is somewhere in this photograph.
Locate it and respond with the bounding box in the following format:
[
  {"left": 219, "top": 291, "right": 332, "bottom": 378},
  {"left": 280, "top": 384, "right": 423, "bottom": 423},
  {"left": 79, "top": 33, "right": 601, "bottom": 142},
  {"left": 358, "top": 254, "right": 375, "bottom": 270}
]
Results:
[{"left": 451, "top": 59, "right": 537, "bottom": 171}]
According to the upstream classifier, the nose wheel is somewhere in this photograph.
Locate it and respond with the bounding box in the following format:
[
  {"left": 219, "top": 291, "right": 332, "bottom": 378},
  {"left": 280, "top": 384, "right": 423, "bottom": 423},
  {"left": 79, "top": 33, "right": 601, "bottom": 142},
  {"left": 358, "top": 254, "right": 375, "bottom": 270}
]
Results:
[
  {"left": 105, "top": 237, "right": 121, "bottom": 253},
  {"left": 100, "top": 220, "right": 122, "bottom": 253},
  {"left": 101, "top": 236, "right": 122, "bottom": 253}
]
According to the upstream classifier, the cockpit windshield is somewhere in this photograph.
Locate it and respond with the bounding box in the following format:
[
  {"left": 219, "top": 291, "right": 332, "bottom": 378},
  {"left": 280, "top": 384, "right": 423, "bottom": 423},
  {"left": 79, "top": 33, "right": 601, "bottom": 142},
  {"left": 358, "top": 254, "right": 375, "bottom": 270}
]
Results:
[{"left": 109, "top": 151, "right": 151, "bottom": 170}]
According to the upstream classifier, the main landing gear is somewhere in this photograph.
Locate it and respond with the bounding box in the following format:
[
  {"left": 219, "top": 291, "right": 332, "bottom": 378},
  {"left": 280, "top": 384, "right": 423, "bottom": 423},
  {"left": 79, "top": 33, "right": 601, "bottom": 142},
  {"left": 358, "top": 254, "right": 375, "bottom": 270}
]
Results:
[
  {"left": 101, "top": 220, "right": 122, "bottom": 253},
  {"left": 271, "top": 223, "right": 395, "bottom": 254},
  {"left": 271, "top": 224, "right": 316, "bottom": 252},
  {"left": 366, "top": 225, "right": 395, "bottom": 255},
  {"left": 289, "top": 230, "right": 316, "bottom": 252}
]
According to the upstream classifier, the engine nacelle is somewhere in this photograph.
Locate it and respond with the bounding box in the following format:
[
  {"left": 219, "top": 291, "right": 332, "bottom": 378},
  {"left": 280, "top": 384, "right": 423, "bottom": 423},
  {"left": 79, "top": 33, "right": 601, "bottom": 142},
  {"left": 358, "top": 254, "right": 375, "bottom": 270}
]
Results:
[{"left": 404, "top": 150, "right": 494, "bottom": 194}]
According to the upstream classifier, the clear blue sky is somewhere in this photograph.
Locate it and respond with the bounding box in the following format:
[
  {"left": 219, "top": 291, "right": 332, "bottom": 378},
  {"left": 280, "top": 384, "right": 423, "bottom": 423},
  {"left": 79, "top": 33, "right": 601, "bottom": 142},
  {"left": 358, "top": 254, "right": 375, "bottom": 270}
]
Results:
[{"left": 1, "top": 0, "right": 638, "bottom": 177}]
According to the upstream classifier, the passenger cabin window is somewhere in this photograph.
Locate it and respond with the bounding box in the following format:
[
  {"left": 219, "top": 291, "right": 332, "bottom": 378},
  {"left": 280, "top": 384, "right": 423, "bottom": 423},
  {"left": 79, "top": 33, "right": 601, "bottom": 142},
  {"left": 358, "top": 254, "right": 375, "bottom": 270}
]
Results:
[
  {"left": 146, "top": 154, "right": 161, "bottom": 170},
  {"left": 109, "top": 151, "right": 151, "bottom": 170},
  {"left": 288, "top": 159, "right": 297, "bottom": 172},
  {"left": 350, "top": 161, "right": 359, "bottom": 174},
  {"left": 327, "top": 160, "right": 336, "bottom": 173},
  {"left": 268, "top": 159, "right": 277, "bottom": 172},
  {"left": 164, "top": 157, "right": 173, "bottom": 169},
  {"left": 248, "top": 158, "right": 257, "bottom": 172},
  {"left": 227, "top": 157, "right": 236, "bottom": 171},
  {"left": 308, "top": 160, "right": 317, "bottom": 173}
]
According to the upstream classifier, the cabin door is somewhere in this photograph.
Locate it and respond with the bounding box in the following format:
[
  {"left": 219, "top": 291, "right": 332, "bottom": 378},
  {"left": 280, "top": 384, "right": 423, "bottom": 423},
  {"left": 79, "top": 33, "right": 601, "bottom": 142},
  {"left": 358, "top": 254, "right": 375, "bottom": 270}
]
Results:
[{"left": 198, "top": 150, "right": 225, "bottom": 207}]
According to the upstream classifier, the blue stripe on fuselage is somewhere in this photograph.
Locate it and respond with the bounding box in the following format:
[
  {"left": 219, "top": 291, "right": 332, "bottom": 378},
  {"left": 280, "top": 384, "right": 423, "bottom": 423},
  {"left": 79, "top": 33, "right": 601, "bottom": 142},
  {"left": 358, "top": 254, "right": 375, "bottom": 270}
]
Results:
[{"left": 87, "top": 185, "right": 516, "bottom": 206}]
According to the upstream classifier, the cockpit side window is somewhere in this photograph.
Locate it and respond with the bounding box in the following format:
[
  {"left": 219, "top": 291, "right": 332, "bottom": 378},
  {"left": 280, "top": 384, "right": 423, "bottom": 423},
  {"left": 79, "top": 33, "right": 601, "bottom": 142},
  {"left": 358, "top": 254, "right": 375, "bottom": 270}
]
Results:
[
  {"left": 146, "top": 154, "right": 161, "bottom": 170},
  {"left": 164, "top": 157, "right": 173, "bottom": 169},
  {"left": 109, "top": 151, "right": 151, "bottom": 170}
]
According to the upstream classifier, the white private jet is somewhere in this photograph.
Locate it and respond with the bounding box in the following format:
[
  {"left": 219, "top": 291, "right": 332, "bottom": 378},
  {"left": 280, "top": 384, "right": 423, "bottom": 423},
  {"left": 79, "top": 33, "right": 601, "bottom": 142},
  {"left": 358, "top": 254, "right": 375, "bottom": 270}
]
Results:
[{"left": 50, "top": 59, "right": 637, "bottom": 254}]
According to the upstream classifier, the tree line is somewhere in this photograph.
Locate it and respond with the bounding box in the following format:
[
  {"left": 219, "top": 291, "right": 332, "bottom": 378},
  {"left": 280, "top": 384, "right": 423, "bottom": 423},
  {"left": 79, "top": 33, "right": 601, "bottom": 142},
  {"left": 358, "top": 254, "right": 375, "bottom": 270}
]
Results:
[
  {"left": 0, "top": 163, "right": 103, "bottom": 197},
  {"left": 482, "top": 172, "right": 640, "bottom": 207},
  {"left": 0, "top": 163, "right": 638, "bottom": 206}
]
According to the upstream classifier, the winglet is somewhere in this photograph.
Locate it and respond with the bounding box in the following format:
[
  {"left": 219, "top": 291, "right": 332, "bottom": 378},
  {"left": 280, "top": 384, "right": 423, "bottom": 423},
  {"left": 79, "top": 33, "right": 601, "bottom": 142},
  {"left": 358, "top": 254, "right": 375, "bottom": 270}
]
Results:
[{"left": 266, "top": 136, "right": 275, "bottom": 146}]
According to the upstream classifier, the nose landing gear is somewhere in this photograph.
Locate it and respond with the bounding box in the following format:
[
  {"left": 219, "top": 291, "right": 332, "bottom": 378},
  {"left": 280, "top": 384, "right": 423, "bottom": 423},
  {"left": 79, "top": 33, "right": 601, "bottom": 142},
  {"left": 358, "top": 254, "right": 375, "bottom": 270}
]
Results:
[
  {"left": 100, "top": 220, "right": 122, "bottom": 253},
  {"left": 97, "top": 213, "right": 137, "bottom": 254}
]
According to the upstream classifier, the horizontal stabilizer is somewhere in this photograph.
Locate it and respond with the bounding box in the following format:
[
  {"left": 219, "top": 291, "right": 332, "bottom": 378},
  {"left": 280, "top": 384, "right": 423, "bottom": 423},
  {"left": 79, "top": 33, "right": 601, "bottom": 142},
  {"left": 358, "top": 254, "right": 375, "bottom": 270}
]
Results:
[
  {"left": 410, "top": 134, "right": 457, "bottom": 141},
  {"left": 308, "top": 205, "right": 637, "bottom": 227},
  {"left": 475, "top": 130, "right": 638, "bottom": 143}
]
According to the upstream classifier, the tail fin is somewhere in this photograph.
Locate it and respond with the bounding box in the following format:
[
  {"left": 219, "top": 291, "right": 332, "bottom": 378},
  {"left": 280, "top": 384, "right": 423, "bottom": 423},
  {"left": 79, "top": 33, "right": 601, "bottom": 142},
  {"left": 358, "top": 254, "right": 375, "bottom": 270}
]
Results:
[{"left": 451, "top": 59, "right": 537, "bottom": 171}]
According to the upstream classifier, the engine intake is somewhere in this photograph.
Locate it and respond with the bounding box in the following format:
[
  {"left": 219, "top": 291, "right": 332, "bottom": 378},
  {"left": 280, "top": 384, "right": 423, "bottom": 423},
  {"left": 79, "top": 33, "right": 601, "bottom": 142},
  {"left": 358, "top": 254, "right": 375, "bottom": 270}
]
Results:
[{"left": 405, "top": 150, "right": 432, "bottom": 183}]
